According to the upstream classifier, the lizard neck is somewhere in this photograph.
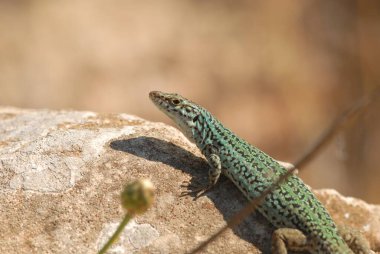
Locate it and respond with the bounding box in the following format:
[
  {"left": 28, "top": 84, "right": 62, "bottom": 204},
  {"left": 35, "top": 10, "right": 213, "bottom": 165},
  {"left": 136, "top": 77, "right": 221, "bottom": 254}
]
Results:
[{"left": 190, "top": 110, "right": 223, "bottom": 151}]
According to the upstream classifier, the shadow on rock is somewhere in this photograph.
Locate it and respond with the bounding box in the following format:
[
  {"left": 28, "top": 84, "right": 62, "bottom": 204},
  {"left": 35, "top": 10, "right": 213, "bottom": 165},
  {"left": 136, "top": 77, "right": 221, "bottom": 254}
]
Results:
[
  {"left": 110, "top": 137, "right": 209, "bottom": 175},
  {"left": 110, "top": 136, "right": 273, "bottom": 252}
]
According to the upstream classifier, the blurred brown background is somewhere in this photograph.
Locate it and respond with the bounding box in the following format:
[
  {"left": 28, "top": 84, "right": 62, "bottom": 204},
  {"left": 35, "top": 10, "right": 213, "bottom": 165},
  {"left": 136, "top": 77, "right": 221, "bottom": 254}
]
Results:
[{"left": 0, "top": 1, "right": 379, "bottom": 203}]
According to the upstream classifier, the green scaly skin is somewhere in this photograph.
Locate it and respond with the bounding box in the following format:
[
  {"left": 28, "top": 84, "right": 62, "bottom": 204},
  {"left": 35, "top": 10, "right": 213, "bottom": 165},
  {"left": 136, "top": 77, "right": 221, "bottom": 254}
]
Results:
[{"left": 149, "top": 91, "right": 371, "bottom": 254}]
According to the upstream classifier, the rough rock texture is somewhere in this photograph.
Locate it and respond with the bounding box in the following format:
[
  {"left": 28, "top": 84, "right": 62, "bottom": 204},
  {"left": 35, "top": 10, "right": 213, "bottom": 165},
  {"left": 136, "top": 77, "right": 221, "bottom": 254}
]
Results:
[{"left": 0, "top": 107, "right": 379, "bottom": 254}]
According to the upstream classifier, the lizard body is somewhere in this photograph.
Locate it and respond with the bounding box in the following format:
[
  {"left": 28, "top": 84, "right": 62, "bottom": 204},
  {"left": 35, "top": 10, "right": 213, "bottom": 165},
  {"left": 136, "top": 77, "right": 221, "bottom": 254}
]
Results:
[{"left": 149, "top": 91, "right": 371, "bottom": 254}]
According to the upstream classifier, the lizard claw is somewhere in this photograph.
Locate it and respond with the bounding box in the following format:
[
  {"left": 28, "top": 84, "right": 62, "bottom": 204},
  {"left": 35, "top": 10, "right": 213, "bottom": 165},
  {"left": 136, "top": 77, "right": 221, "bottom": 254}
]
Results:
[
  {"left": 179, "top": 180, "right": 211, "bottom": 199},
  {"left": 180, "top": 180, "right": 192, "bottom": 187}
]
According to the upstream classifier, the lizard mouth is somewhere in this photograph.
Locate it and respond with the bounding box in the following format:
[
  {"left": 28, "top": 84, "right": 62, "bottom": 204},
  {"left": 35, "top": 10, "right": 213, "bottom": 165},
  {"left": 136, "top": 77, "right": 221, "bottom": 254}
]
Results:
[
  {"left": 149, "top": 91, "right": 172, "bottom": 113},
  {"left": 149, "top": 91, "right": 161, "bottom": 101},
  {"left": 149, "top": 91, "right": 179, "bottom": 109},
  {"left": 149, "top": 91, "right": 164, "bottom": 106}
]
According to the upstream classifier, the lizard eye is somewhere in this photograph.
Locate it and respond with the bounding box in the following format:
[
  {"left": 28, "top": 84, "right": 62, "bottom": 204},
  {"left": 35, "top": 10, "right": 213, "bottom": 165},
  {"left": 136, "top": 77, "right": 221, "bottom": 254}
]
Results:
[{"left": 172, "top": 99, "right": 180, "bottom": 105}]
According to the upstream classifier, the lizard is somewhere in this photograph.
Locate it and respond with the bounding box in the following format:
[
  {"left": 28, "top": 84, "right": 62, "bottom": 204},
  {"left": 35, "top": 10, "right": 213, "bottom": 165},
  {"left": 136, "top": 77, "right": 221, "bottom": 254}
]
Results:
[{"left": 149, "top": 91, "right": 372, "bottom": 254}]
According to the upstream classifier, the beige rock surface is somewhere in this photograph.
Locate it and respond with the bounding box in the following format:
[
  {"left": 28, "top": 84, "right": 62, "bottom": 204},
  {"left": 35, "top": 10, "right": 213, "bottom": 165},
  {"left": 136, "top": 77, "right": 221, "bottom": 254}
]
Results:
[{"left": 0, "top": 107, "right": 379, "bottom": 253}]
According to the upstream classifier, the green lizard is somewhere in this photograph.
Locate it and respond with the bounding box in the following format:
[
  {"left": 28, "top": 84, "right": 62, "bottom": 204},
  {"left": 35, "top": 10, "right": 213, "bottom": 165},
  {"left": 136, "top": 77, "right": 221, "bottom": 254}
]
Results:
[{"left": 149, "top": 91, "right": 372, "bottom": 254}]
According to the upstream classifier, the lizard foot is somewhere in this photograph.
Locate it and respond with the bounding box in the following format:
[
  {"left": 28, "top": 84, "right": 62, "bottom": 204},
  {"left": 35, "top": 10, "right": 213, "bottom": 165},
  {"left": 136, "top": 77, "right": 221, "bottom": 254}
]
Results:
[{"left": 179, "top": 180, "right": 212, "bottom": 200}]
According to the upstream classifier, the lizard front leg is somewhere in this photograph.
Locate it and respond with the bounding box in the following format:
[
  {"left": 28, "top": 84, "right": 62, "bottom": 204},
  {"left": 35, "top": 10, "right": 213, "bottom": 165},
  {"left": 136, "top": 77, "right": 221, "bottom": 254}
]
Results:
[{"left": 181, "top": 144, "right": 222, "bottom": 198}]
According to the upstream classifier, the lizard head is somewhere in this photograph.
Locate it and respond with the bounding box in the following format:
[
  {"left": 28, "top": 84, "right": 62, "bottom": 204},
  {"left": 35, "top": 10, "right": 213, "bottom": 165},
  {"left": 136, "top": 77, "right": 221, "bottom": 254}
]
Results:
[{"left": 149, "top": 91, "right": 202, "bottom": 141}]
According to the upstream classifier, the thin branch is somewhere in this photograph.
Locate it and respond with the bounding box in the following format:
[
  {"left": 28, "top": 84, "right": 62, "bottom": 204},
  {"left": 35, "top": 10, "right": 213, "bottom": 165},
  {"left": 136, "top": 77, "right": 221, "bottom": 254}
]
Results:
[{"left": 187, "top": 87, "right": 379, "bottom": 254}]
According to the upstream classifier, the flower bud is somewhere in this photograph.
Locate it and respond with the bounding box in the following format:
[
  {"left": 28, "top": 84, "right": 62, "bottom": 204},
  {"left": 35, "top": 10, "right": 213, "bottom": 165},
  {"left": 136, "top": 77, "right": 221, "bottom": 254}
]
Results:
[{"left": 121, "top": 179, "right": 154, "bottom": 214}]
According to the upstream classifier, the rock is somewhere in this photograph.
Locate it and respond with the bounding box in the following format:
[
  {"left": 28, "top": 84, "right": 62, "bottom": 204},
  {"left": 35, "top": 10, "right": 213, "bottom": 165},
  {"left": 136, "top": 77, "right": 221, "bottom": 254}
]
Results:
[{"left": 0, "top": 107, "right": 379, "bottom": 253}]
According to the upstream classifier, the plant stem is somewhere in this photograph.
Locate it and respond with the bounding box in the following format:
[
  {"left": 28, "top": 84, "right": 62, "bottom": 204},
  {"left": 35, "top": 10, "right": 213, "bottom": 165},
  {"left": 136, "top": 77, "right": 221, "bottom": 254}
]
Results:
[{"left": 98, "top": 213, "right": 133, "bottom": 254}]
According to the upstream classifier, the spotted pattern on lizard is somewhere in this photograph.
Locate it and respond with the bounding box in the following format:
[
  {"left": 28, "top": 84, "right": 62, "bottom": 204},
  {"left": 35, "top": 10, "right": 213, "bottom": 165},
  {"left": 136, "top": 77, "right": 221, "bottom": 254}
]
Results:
[{"left": 149, "top": 91, "right": 371, "bottom": 254}]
